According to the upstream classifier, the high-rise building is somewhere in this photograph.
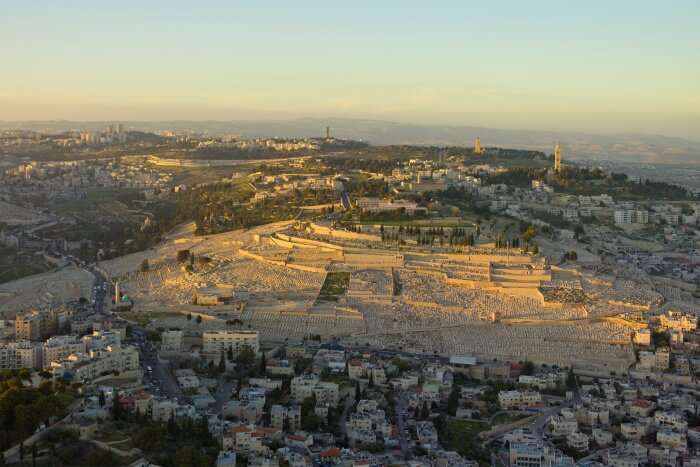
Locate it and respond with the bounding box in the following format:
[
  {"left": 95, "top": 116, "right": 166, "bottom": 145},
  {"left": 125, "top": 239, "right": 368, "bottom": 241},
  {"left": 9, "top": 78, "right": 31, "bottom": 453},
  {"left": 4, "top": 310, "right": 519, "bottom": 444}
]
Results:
[
  {"left": 474, "top": 137, "right": 483, "bottom": 155},
  {"left": 325, "top": 126, "right": 331, "bottom": 139},
  {"left": 15, "top": 309, "right": 57, "bottom": 341},
  {"left": 554, "top": 143, "right": 562, "bottom": 173}
]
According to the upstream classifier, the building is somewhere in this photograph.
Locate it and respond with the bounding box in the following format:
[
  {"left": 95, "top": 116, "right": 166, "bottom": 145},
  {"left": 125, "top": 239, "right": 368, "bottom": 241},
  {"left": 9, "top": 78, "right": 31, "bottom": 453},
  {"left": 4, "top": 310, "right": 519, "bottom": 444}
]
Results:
[
  {"left": 202, "top": 330, "right": 258, "bottom": 359},
  {"left": 16, "top": 309, "right": 57, "bottom": 341},
  {"left": 658, "top": 311, "right": 697, "bottom": 332},
  {"left": 195, "top": 284, "right": 234, "bottom": 306},
  {"left": 161, "top": 329, "right": 183, "bottom": 352},
  {"left": 632, "top": 329, "right": 651, "bottom": 346},
  {"left": 614, "top": 210, "right": 649, "bottom": 226},
  {"left": 498, "top": 390, "right": 541, "bottom": 409},
  {"left": 43, "top": 335, "right": 86, "bottom": 368},
  {"left": 82, "top": 330, "right": 121, "bottom": 351},
  {"left": 51, "top": 345, "right": 140, "bottom": 383},
  {"left": 638, "top": 349, "right": 670, "bottom": 371},
  {"left": 271, "top": 404, "right": 301, "bottom": 431},
  {"left": 355, "top": 197, "right": 424, "bottom": 215},
  {"left": 566, "top": 432, "right": 589, "bottom": 451},
  {"left": 0, "top": 341, "right": 42, "bottom": 369},
  {"left": 550, "top": 416, "right": 578, "bottom": 436},
  {"left": 509, "top": 442, "right": 573, "bottom": 467},
  {"left": 290, "top": 375, "right": 339, "bottom": 405}
]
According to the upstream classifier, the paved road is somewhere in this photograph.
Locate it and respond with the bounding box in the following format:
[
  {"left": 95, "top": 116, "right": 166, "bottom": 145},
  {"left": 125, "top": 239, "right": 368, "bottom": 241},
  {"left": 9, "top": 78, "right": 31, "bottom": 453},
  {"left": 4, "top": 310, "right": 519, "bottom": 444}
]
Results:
[
  {"left": 129, "top": 326, "right": 184, "bottom": 401},
  {"left": 395, "top": 392, "right": 411, "bottom": 456}
]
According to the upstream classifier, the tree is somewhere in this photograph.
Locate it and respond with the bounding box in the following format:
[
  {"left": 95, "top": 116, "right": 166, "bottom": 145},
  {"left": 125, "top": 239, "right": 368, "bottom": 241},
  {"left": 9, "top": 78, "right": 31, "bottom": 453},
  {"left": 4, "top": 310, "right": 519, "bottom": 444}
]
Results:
[
  {"left": 355, "top": 381, "right": 362, "bottom": 402},
  {"left": 227, "top": 345, "right": 234, "bottom": 362},
  {"left": 139, "top": 259, "right": 149, "bottom": 272},
  {"left": 187, "top": 312, "right": 192, "bottom": 321},
  {"left": 420, "top": 401, "right": 430, "bottom": 419},
  {"left": 98, "top": 390, "right": 106, "bottom": 407},
  {"left": 167, "top": 413, "right": 179, "bottom": 437},
  {"left": 19, "top": 442, "right": 24, "bottom": 461},
  {"left": 522, "top": 225, "right": 537, "bottom": 243},
  {"left": 236, "top": 345, "right": 256, "bottom": 367},
  {"left": 196, "top": 315, "right": 202, "bottom": 325},
  {"left": 566, "top": 367, "right": 577, "bottom": 390},
  {"left": 522, "top": 361, "right": 535, "bottom": 376},
  {"left": 259, "top": 352, "right": 267, "bottom": 375},
  {"left": 111, "top": 394, "right": 124, "bottom": 420},
  {"left": 218, "top": 351, "right": 226, "bottom": 373},
  {"left": 447, "top": 386, "right": 460, "bottom": 416},
  {"left": 31, "top": 443, "right": 37, "bottom": 467}
]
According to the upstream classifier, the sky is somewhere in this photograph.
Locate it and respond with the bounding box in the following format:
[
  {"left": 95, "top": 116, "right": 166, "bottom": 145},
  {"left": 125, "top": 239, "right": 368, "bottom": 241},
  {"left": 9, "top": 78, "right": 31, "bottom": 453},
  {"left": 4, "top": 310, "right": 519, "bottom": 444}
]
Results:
[{"left": 1, "top": 1, "right": 699, "bottom": 139}]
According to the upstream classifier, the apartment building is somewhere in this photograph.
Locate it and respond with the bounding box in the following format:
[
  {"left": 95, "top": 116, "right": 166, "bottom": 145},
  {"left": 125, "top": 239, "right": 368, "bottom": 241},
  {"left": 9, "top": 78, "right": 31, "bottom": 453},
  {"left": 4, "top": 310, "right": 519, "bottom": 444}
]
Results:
[
  {"left": 15, "top": 309, "right": 57, "bottom": 341},
  {"left": 43, "top": 335, "right": 86, "bottom": 368},
  {"left": 202, "top": 330, "right": 259, "bottom": 359},
  {"left": 0, "top": 341, "right": 42, "bottom": 369}
]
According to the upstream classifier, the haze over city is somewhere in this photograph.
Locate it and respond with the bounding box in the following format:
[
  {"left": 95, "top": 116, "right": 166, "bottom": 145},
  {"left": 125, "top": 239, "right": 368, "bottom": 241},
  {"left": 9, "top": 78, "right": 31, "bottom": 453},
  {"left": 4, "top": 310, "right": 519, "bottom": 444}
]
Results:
[{"left": 2, "top": 1, "right": 699, "bottom": 139}]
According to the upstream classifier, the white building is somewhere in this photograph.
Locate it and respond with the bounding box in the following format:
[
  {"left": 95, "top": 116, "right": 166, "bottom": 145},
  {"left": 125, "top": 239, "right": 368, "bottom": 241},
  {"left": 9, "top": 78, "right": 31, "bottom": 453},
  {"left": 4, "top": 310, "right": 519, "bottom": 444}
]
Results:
[
  {"left": 0, "top": 341, "right": 42, "bottom": 369},
  {"left": 43, "top": 335, "right": 86, "bottom": 368},
  {"left": 52, "top": 345, "right": 140, "bottom": 383},
  {"left": 614, "top": 209, "right": 649, "bottom": 226},
  {"left": 202, "top": 330, "right": 258, "bottom": 359}
]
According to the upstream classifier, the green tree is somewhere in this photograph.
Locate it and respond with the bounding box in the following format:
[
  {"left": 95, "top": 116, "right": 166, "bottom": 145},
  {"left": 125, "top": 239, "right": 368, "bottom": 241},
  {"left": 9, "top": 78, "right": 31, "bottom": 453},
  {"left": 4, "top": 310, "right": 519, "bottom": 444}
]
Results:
[
  {"left": 522, "top": 224, "right": 537, "bottom": 243},
  {"left": 566, "top": 367, "right": 577, "bottom": 390},
  {"left": 31, "top": 443, "right": 37, "bottom": 467},
  {"left": 227, "top": 345, "right": 234, "bottom": 362},
  {"left": 196, "top": 315, "right": 202, "bottom": 325},
  {"left": 111, "top": 394, "right": 124, "bottom": 420},
  {"left": 139, "top": 259, "right": 149, "bottom": 272},
  {"left": 447, "top": 387, "right": 460, "bottom": 416},
  {"left": 236, "top": 345, "right": 256, "bottom": 367},
  {"left": 259, "top": 352, "right": 267, "bottom": 375},
  {"left": 218, "top": 351, "right": 226, "bottom": 373},
  {"left": 420, "top": 401, "right": 430, "bottom": 419},
  {"left": 98, "top": 390, "right": 106, "bottom": 407}
]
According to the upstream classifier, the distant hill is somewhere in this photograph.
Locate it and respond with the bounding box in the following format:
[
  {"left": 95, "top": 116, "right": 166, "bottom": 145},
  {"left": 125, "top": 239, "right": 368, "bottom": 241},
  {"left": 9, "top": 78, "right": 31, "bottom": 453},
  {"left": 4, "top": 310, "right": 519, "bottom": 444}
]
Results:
[{"left": 2, "top": 118, "right": 699, "bottom": 165}]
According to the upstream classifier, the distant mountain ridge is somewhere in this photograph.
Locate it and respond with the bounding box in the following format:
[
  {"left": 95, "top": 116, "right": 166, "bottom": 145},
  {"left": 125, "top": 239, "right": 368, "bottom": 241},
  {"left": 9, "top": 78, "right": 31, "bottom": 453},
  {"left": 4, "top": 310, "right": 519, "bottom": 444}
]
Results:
[{"left": 2, "top": 118, "right": 699, "bottom": 165}]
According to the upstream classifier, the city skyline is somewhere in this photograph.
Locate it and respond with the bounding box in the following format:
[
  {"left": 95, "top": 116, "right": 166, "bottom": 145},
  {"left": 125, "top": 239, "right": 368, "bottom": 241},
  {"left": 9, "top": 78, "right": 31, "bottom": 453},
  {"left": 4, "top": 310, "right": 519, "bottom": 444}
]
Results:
[{"left": 1, "top": 1, "right": 698, "bottom": 139}]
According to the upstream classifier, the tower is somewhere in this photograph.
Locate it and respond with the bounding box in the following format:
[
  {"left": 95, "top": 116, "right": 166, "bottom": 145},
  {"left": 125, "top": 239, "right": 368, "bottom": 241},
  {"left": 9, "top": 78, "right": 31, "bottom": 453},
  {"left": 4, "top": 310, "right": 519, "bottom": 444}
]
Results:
[
  {"left": 473, "top": 137, "right": 483, "bottom": 155},
  {"left": 554, "top": 143, "right": 562, "bottom": 173},
  {"left": 114, "top": 281, "right": 120, "bottom": 304},
  {"left": 325, "top": 126, "right": 331, "bottom": 139}
]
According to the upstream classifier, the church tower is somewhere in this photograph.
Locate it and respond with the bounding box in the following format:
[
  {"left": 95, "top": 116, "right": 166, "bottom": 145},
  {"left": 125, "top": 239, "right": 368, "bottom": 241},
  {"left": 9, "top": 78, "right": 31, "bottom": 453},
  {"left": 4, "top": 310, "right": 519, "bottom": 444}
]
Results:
[
  {"left": 554, "top": 143, "right": 562, "bottom": 173},
  {"left": 474, "top": 137, "right": 483, "bottom": 155}
]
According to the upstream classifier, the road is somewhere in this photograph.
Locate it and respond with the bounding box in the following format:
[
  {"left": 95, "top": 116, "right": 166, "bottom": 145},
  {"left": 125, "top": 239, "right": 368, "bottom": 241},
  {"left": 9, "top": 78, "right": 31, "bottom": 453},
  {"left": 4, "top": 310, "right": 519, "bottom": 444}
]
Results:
[
  {"left": 128, "top": 326, "right": 184, "bottom": 401},
  {"left": 395, "top": 392, "right": 411, "bottom": 456},
  {"left": 85, "top": 264, "right": 184, "bottom": 402}
]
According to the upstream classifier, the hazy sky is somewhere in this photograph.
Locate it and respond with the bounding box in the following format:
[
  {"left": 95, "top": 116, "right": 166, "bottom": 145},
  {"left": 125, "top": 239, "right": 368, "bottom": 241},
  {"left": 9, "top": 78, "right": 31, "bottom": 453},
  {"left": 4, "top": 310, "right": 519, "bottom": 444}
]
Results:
[{"left": 1, "top": 1, "right": 698, "bottom": 139}]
